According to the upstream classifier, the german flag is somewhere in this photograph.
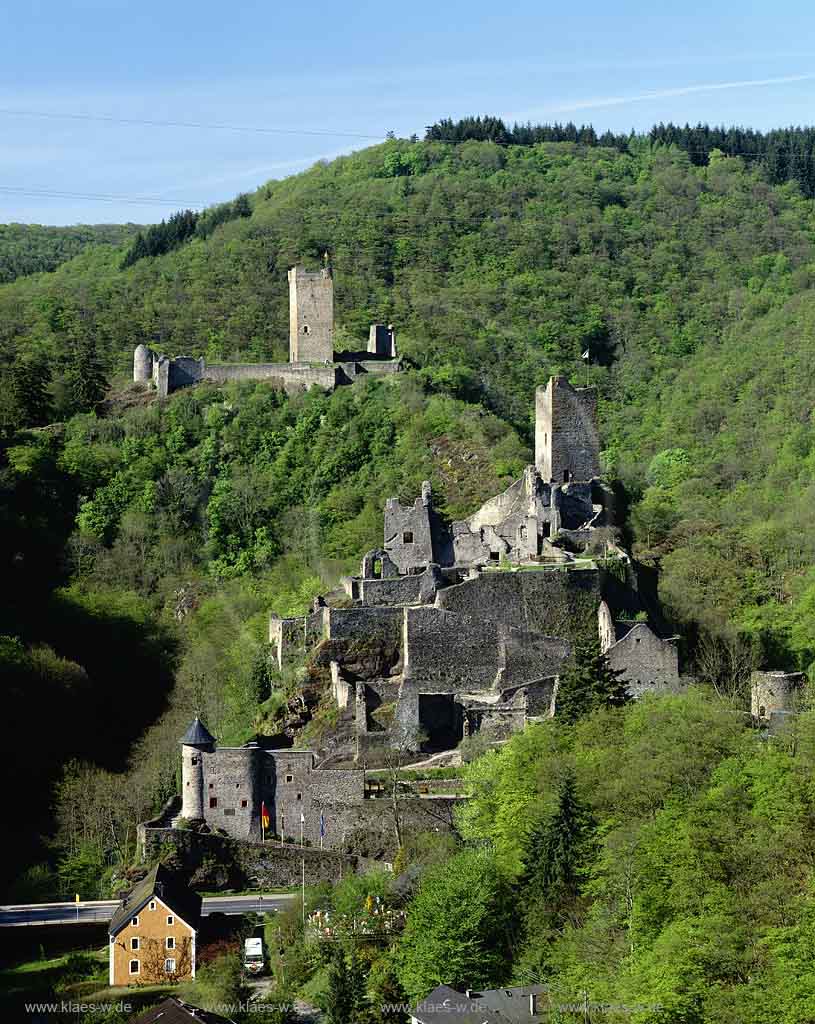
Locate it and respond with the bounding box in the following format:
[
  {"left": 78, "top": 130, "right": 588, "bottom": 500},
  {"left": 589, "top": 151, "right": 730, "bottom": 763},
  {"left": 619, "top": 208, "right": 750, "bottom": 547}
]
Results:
[{"left": 261, "top": 802, "right": 270, "bottom": 830}]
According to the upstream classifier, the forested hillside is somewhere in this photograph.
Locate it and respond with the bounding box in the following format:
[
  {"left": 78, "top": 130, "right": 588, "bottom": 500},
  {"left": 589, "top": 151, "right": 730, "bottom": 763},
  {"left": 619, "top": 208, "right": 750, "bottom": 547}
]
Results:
[
  {"left": 6, "top": 128, "right": 815, "bottom": 1013},
  {"left": 0, "top": 221, "right": 140, "bottom": 284}
]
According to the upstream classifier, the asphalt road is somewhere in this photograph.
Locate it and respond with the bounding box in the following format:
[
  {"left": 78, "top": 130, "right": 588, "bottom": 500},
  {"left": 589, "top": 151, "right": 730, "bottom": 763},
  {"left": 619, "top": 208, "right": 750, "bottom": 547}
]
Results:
[{"left": 0, "top": 893, "right": 297, "bottom": 927}]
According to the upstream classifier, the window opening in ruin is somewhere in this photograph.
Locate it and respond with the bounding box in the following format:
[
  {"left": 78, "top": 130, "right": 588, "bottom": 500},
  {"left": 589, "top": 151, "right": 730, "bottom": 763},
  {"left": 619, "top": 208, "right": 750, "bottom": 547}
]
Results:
[
  {"left": 490, "top": 551, "right": 499, "bottom": 561},
  {"left": 191, "top": 757, "right": 197, "bottom": 765},
  {"left": 373, "top": 559, "right": 382, "bottom": 577},
  {"left": 403, "top": 531, "right": 414, "bottom": 544},
  {"left": 760, "top": 705, "right": 766, "bottom": 717},
  {"left": 286, "top": 774, "right": 293, "bottom": 783},
  {"left": 418, "top": 694, "right": 464, "bottom": 752},
  {"left": 209, "top": 797, "right": 217, "bottom": 808},
  {"left": 302, "top": 324, "right": 311, "bottom": 334},
  {"left": 563, "top": 470, "right": 570, "bottom": 482},
  {"left": 296, "top": 792, "right": 302, "bottom": 801},
  {"left": 209, "top": 783, "right": 214, "bottom": 789},
  {"left": 241, "top": 799, "right": 248, "bottom": 808}
]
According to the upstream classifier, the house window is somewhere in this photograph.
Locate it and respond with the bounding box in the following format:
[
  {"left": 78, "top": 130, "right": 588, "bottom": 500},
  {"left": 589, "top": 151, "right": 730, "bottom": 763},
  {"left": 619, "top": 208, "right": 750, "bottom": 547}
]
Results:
[
  {"left": 130, "top": 937, "right": 139, "bottom": 951},
  {"left": 131, "top": 916, "right": 139, "bottom": 927},
  {"left": 241, "top": 799, "right": 248, "bottom": 808},
  {"left": 129, "top": 960, "right": 140, "bottom": 975},
  {"left": 286, "top": 774, "right": 293, "bottom": 783},
  {"left": 296, "top": 792, "right": 302, "bottom": 801},
  {"left": 209, "top": 797, "right": 217, "bottom": 808},
  {"left": 403, "top": 531, "right": 413, "bottom": 544},
  {"left": 166, "top": 915, "right": 174, "bottom": 926},
  {"left": 164, "top": 958, "right": 176, "bottom": 973},
  {"left": 149, "top": 900, "right": 156, "bottom": 911},
  {"left": 166, "top": 936, "right": 175, "bottom": 949}
]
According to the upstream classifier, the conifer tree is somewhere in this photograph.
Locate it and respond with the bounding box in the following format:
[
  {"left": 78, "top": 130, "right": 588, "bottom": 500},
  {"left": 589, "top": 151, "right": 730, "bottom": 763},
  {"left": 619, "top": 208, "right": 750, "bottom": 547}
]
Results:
[
  {"left": 556, "top": 639, "right": 629, "bottom": 724},
  {"left": 64, "top": 335, "right": 109, "bottom": 415},
  {"left": 518, "top": 771, "right": 590, "bottom": 977},
  {"left": 325, "top": 945, "right": 366, "bottom": 1024},
  {"left": 10, "top": 353, "right": 52, "bottom": 428}
]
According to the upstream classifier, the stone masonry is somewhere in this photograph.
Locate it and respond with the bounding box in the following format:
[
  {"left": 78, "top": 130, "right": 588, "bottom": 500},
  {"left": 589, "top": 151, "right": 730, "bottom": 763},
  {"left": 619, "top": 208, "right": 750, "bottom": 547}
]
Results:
[{"left": 133, "top": 259, "right": 400, "bottom": 398}]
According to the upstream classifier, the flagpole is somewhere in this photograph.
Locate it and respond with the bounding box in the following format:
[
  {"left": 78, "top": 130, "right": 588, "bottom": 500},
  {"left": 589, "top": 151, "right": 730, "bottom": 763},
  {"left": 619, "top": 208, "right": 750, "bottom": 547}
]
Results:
[{"left": 301, "top": 856, "right": 306, "bottom": 927}]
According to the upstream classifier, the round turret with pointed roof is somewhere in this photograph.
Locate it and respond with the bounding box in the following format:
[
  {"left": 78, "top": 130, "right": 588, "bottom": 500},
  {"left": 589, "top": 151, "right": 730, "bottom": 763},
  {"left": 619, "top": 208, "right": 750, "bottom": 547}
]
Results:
[{"left": 180, "top": 715, "right": 215, "bottom": 747}]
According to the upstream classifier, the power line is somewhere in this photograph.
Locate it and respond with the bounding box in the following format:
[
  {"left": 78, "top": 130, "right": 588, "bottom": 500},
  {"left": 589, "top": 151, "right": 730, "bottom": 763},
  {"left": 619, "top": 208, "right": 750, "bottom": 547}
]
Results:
[
  {"left": 0, "top": 107, "right": 383, "bottom": 141},
  {"left": 0, "top": 186, "right": 205, "bottom": 208}
]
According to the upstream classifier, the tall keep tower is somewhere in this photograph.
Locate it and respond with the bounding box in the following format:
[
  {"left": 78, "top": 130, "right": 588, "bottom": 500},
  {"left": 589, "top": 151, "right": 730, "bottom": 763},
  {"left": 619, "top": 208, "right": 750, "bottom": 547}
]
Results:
[
  {"left": 535, "top": 376, "right": 600, "bottom": 483},
  {"left": 288, "top": 261, "right": 334, "bottom": 363},
  {"left": 179, "top": 716, "right": 215, "bottom": 822}
]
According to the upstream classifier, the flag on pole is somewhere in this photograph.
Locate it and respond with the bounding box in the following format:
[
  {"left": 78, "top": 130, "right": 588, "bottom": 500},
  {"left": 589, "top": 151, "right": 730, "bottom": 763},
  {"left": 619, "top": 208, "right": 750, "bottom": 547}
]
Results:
[
  {"left": 261, "top": 802, "right": 270, "bottom": 830},
  {"left": 300, "top": 811, "right": 305, "bottom": 825},
  {"left": 581, "top": 349, "right": 590, "bottom": 361},
  {"left": 319, "top": 813, "right": 325, "bottom": 839}
]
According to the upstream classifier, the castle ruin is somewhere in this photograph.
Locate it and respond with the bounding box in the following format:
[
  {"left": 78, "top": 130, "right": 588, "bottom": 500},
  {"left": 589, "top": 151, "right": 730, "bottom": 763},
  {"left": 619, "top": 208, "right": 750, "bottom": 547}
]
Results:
[
  {"left": 271, "top": 376, "right": 681, "bottom": 755},
  {"left": 133, "top": 261, "right": 400, "bottom": 398}
]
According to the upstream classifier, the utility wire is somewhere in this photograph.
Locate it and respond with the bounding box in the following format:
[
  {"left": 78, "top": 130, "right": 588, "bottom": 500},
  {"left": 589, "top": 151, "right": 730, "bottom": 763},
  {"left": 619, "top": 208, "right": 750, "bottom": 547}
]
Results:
[
  {"left": 0, "top": 107, "right": 383, "bottom": 140},
  {"left": 0, "top": 186, "right": 205, "bottom": 208}
]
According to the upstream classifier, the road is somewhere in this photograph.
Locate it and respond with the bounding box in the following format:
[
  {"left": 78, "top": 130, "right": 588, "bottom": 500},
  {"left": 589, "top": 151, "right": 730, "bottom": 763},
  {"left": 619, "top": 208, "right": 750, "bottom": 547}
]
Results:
[{"left": 0, "top": 892, "right": 297, "bottom": 927}]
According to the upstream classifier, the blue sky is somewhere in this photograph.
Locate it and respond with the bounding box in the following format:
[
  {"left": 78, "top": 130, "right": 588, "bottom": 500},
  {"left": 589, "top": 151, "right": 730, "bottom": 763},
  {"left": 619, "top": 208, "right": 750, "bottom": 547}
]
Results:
[{"left": 2, "top": 0, "right": 815, "bottom": 224}]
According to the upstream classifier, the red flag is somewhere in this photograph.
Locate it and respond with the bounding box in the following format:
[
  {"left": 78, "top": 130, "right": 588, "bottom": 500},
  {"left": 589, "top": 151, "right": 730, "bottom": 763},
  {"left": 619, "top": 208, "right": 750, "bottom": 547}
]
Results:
[{"left": 261, "top": 802, "right": 270, "bottom": 830}]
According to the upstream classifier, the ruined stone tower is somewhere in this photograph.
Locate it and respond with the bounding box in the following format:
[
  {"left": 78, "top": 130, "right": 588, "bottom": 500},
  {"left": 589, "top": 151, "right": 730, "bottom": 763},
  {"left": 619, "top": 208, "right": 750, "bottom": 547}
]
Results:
[
  {"left": 133, "top": 343, "right": 154, "bottom": 382},
  {"left": 179, "top": 716, "right": 215, "bottom": 822},
  {"left": 288, "top": 261, "right": 334, "bottom": 363},
  {"left": 535, "top": 376, "right": 600, "bottom": 483}
]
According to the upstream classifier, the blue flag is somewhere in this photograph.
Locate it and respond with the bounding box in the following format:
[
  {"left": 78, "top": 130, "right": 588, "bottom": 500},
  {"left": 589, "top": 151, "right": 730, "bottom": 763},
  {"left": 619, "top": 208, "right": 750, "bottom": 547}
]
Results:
[{"left": 319, "top": 812, "right": 325, "bottom": 838}]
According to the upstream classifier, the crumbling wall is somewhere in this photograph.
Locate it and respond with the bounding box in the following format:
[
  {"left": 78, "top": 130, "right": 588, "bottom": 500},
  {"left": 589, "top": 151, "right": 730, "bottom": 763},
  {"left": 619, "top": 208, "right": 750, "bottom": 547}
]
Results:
[
  {"left": 535, "top": 376, "right": 600, "bottom": 483},
  {"left": 606, "top": 623, "right": 680, "bottom": 698},
  {"left": 751, "top": 670, "right": 806, "bottom": 720},
  {"left": 499, "top": 630, "right": 570, "bottom": 687},
  {"left": 403, "top": 606, "right": 502, "bottom": 690},
  {"left": 435, "top": 568, "right": 600, "bottom": 643},
  {"left": 384, "top": 483, "right": 435, "bottom": 574}
]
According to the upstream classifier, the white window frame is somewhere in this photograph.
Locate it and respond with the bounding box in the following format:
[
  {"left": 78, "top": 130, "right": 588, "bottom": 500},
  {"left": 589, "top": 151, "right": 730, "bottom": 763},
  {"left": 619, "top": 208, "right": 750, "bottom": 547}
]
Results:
[
  {"left": 164, "top": 957, "right": 176, "bottom": 973},
  {"left": 166, "top": 914, "right": 174, "bottom": 926},
  {"left": 129, "top": 959, "right": 140, "bottom": 975},
  {"left": 130, "top": 936, "right": 139, "bottom": 951},
  {"left": 131, "top": 916, "right": 139, "bottom": 926},
  {"left": 166, "top": 935, "right": 175, "bottom": 949},
  {"left": 149, "top": 900, "right": 156, "bottom": 911}
]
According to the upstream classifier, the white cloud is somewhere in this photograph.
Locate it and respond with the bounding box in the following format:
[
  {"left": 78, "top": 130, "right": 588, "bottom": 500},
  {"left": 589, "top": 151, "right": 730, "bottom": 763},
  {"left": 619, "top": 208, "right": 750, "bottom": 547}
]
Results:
[{"left": 520, "top": 73, "right": 815, "bottom": 118}]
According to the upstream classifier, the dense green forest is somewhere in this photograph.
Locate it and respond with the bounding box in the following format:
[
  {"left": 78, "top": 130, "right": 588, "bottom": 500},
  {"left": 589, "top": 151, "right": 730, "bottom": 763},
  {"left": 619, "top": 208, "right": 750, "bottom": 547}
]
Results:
[
  {"left": 0, "top": 222, "right": 140, "bottom": 283},
  {"left": 6, "top": 125, "right": 815, "bottom": 1020}
]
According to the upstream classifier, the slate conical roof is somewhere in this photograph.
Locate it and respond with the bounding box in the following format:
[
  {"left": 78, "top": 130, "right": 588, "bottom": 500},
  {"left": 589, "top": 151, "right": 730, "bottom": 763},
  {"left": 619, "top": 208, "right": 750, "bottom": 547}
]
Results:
[{"left": 180, "top": 715, "right": 215, "bottom": 746}]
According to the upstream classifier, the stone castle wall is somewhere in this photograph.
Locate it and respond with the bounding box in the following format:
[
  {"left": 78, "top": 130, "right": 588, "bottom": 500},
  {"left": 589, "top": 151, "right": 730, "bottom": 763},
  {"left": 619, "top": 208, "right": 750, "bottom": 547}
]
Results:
[
  {"left": 434, "top": 568, "right": 600, "bottom": 643},
  {"left": 535, "top": 377, "right": 600, "bottom": 483},
  {"left": 605, "top": 623, "right": 680, "bottom": 699},
  {"left": 288, "top": 266, "right": 334, "bottom": 362}
]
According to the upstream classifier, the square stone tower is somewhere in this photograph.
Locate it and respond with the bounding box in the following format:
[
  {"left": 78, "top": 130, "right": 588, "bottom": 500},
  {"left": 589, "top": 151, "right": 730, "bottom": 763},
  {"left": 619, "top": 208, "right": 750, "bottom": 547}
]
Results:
[
  {"left": 288, "top": 263, "right": 334, "bottom": 363},
  {"left": 535, "top": 376, "right": 600, "bottom": 482}
]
